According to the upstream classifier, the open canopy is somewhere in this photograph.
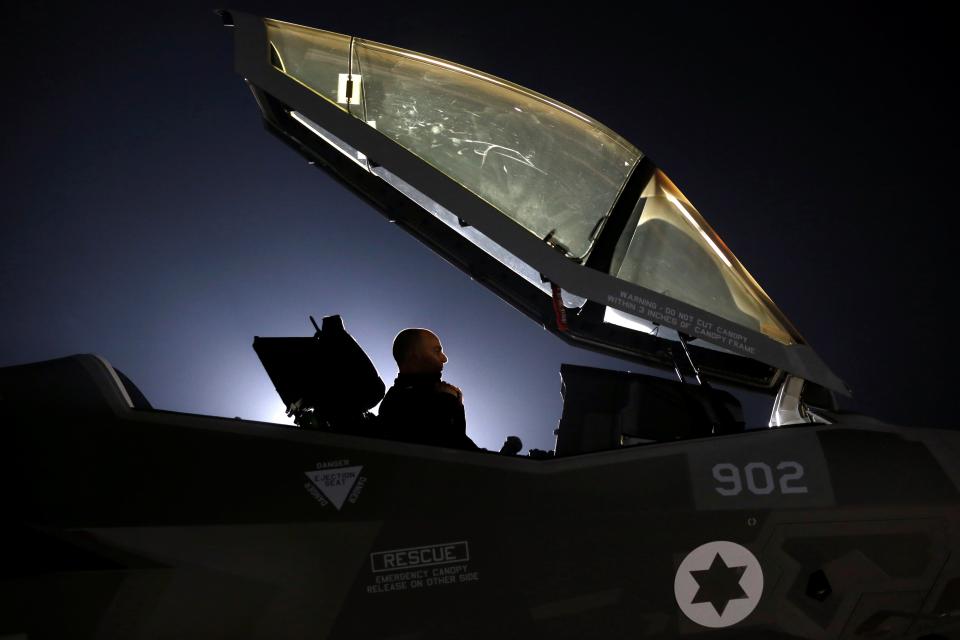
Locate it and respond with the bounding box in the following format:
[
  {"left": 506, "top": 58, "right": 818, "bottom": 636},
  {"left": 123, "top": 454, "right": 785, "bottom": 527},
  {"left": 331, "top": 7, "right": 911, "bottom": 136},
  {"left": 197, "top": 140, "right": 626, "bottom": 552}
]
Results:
[{"left": 225, "top": 11, "right": 848, "bottom": 395}]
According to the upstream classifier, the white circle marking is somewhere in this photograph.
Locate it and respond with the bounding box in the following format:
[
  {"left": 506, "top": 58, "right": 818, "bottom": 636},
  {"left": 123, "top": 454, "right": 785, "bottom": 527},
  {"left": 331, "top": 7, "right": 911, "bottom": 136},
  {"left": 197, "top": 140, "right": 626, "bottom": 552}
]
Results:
[{"left": 674, "top": 540, "right": 763, "bottom": 628}]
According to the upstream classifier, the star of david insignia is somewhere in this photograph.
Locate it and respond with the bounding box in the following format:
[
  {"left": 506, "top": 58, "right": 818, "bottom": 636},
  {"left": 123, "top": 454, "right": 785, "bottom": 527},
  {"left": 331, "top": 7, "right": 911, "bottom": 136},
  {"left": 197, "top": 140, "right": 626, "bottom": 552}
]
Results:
[
  {"left": 689, "top": 552, "right": 748, "bottom": 616},
  {"left": 674, "top": 540, "right": 764, "bottom": 628}
]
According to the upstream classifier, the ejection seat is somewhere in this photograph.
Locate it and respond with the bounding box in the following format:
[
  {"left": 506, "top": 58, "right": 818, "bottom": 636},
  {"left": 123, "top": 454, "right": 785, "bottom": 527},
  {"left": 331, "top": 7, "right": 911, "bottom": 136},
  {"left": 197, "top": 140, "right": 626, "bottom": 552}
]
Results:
[{"left": 253, "top": 315, "right": 385, "bottom": 433}]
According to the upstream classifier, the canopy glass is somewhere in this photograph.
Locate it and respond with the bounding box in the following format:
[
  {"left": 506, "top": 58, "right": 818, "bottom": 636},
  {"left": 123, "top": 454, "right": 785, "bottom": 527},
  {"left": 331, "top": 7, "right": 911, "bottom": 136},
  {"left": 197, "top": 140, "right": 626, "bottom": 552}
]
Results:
[
  {"left": 267, "top": 19, "right": 640, "bottom": 261},
  {"left": 250, "top": 16, "right": 840, "bottom": 391},
  {"left": 611, "top": 170, "right": 796, "bottom": 345}
]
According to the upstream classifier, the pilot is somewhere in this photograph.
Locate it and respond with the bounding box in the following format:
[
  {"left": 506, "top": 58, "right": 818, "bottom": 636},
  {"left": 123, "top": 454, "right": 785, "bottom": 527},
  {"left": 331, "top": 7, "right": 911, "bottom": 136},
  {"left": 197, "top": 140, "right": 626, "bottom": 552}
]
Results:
[{"left": 378, "top": 328, "right": 478, "bottom": 450}]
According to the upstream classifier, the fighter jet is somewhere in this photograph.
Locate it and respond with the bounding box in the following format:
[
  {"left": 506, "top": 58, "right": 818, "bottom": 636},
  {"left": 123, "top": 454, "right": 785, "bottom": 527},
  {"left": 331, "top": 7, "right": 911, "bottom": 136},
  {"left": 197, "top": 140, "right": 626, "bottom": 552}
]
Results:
[{"left": 2, "top": 11, "right": 959, "bottom": 639}]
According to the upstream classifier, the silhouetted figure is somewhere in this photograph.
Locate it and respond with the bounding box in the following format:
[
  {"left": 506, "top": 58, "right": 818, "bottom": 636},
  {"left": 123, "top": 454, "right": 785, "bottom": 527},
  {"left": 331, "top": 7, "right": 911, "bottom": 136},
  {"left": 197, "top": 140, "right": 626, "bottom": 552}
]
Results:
[
  {"left": 500, "top": 435, "right": 523, "bottom": 456},
  {"left": 378, "top": 329, "right": 479, "bottom": 450}
]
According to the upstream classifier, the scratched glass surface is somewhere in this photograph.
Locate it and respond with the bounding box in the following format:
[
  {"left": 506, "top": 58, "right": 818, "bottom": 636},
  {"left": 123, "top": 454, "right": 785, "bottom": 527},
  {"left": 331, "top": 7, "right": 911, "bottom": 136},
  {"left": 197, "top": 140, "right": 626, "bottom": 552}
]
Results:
[
  {"left": 351, "top": 40, "right": 640, "bottom": 260},
  {"left": 265, "top": 21, "right": 791, "bottom": 343},
  {"left": 613, "top": 170, "right": 797, "bottom": 344},
  {"left": 266, "top": 19, "right": 351, "bottom": 110}
]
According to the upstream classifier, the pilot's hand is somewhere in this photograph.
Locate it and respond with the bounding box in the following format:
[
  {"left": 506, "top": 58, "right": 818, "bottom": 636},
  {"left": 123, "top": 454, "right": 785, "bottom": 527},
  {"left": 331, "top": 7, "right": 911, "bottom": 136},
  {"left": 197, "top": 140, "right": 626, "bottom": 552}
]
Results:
[
  {"left": 500, "top": 435, "right": 522, "bottom": 456},
  {"left": 437, "top": 382, "right": 463, "bottom": 403}
]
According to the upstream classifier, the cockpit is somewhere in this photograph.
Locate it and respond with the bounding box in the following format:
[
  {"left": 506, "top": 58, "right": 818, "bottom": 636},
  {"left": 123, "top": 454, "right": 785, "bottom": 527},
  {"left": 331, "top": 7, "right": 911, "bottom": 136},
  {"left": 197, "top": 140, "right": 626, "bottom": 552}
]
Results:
[{"left": 252, "top": 313, "right": 835, "bottom": 458}]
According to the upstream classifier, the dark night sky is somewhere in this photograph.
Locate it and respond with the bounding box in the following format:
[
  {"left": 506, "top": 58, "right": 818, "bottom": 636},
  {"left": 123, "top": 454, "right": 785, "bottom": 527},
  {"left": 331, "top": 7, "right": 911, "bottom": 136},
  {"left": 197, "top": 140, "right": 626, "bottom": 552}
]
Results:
[{"left": 2, "top": 2, "right": 956, "bottom": 451}]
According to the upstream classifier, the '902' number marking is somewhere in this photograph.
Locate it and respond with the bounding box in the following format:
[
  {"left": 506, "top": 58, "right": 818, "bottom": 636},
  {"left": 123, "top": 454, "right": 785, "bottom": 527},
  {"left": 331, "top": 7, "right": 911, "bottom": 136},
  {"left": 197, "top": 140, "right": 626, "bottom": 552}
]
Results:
[{"left": 712, "top": 461, "right": 808, "bottom": 496}]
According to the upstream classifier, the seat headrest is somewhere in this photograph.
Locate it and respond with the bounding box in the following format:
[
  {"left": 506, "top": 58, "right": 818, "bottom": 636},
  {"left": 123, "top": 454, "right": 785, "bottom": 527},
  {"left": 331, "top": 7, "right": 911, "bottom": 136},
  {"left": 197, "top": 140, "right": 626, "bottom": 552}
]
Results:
[{"left": 254, "top": 315, "right": 385, "bottom": 418}]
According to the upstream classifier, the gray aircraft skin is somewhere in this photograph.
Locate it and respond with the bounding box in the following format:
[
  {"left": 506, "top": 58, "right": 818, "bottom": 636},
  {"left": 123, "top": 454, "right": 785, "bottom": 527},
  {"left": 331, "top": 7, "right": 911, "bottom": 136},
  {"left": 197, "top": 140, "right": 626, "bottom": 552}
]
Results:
[{"left": 3, "top": 11, "right": 960, "bottom": 640}]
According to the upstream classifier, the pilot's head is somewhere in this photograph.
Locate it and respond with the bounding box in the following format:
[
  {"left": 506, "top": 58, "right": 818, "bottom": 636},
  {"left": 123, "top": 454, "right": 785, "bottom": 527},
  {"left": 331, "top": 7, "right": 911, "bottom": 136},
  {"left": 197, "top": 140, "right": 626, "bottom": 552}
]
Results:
[{"left": 393, "top": 328, "right": 447, "bottom": 375}]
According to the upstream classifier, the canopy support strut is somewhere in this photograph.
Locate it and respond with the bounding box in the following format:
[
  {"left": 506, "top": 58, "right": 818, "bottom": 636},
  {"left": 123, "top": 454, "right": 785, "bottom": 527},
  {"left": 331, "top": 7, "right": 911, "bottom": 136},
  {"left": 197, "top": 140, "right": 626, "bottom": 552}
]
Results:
[{"left": 676, "top": 332, "right": 709, "bottom": 388}]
